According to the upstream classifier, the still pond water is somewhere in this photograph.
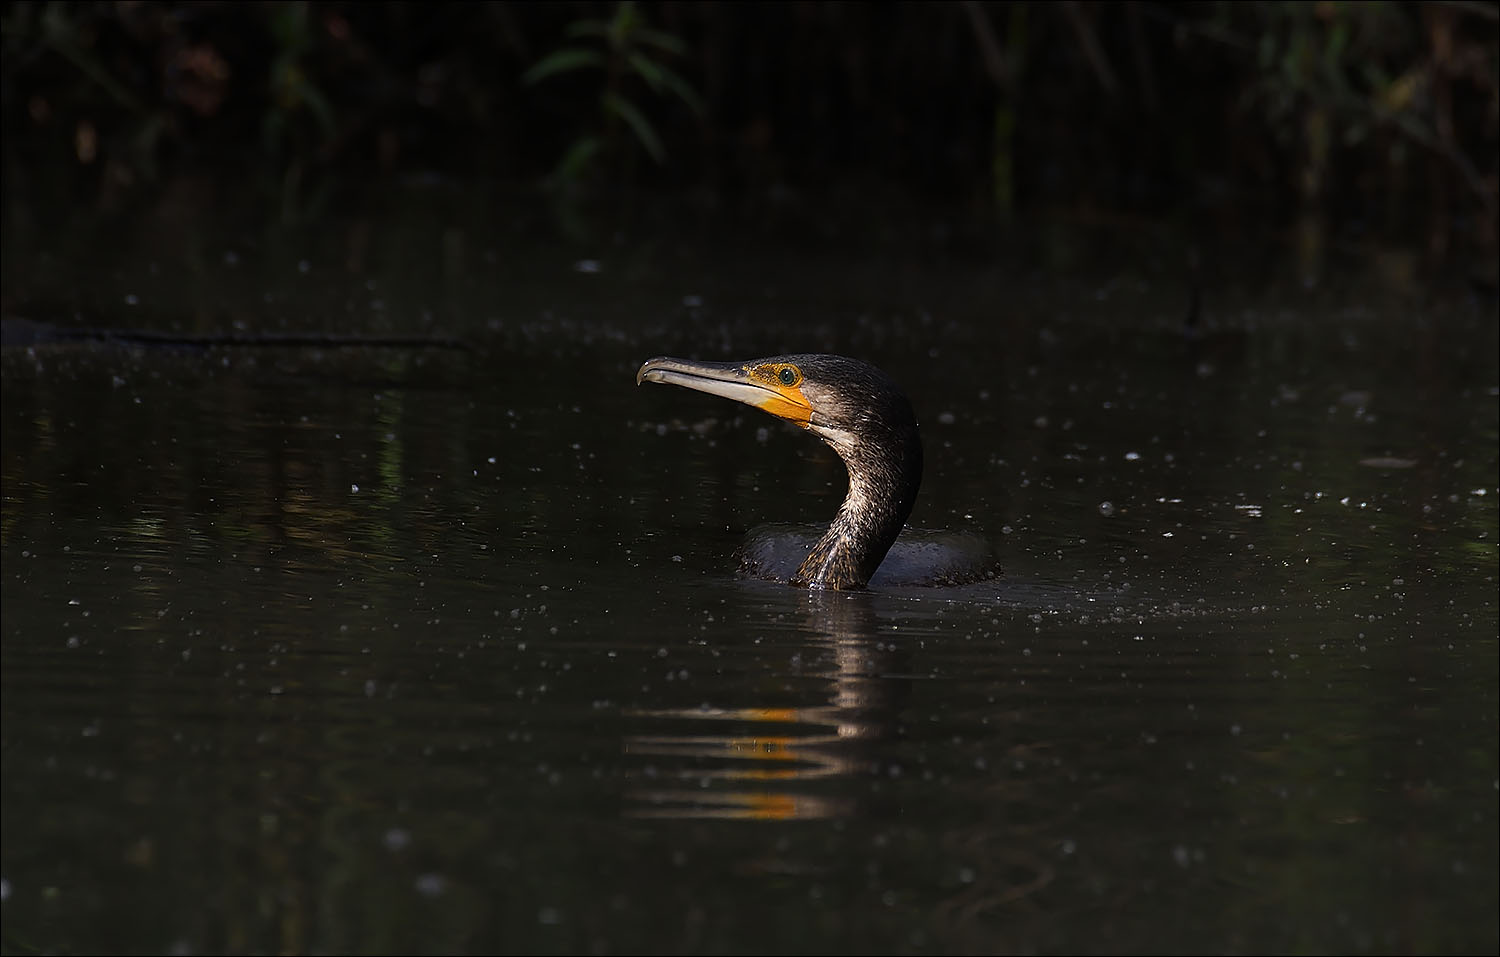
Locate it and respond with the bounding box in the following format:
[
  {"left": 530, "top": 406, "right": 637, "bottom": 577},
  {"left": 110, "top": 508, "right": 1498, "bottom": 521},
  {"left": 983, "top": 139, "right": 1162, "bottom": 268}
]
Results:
[{"left": 2, "top": 199, "right": 1497, "bottom": 953}]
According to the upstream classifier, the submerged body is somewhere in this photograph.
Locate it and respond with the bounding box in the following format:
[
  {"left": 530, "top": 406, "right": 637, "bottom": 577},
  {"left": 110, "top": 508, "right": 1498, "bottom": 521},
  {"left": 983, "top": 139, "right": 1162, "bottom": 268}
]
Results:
[
  {"left": 737, "top": 523, "right": 999, "bottom": 588},
  {"left": 637, "top": 354, "right": 998, "bottom": 590}
]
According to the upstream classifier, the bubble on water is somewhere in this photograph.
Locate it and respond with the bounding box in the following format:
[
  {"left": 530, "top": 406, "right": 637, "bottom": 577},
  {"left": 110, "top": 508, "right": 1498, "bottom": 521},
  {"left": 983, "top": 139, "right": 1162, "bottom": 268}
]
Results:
[{"left": 1098, "top": 501, "right": 1115, "bottom": 517}]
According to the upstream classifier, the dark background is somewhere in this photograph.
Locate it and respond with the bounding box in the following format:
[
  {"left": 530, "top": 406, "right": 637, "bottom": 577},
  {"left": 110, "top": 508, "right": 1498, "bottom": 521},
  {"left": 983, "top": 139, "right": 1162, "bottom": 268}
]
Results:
[
  {"left": 2, "top": 8, "right": 1498, "bottom": 955},
  {"left": 2, "top": 1, "right": 1496, "bottom": 269}
]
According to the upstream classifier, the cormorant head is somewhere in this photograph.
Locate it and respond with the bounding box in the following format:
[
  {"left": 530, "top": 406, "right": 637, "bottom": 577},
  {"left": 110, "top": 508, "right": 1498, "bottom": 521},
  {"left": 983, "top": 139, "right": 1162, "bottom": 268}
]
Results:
[
  {"left": 639, "top": 354, "right": 919, "bottom": 468},
  {"left": 637, "top": 354, "right": 924, "bottom": 588}
]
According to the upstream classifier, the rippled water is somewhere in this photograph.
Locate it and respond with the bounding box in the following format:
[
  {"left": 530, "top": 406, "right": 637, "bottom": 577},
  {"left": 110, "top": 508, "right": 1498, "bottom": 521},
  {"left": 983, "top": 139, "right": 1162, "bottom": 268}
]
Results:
[{"left": 2, "top": 201, "right": 1496, "bottom": 953}]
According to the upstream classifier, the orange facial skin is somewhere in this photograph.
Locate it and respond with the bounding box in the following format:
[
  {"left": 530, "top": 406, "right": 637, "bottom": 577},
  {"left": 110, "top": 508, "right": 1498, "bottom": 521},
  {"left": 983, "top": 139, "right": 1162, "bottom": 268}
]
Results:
[{"left": 741, "top": 362, "right": 812, "bottom": 427}]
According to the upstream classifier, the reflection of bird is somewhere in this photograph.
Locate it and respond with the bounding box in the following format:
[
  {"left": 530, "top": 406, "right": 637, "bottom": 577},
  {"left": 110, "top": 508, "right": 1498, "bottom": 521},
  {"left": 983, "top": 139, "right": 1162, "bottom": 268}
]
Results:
[{"left": 638, "top": 354, "right": 996, "bottom": 590}]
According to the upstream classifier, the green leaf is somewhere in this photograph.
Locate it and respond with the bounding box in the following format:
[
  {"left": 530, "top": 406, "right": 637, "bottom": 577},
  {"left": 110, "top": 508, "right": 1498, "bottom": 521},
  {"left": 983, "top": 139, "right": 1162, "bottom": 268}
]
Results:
[
  {"left": 634, "top": 27, "right": 686, "bottom": 57},
  {"left": 628, "top": 51, "right": 665, "bottom": 91},
  {"left": 603, "top": 91, "right": 664, "bottom": 163},
  {"left": 299, "top": 78, "right": 336, "bottom": 136},
  {"left": 548, "top": 135, "right": 602, "bottom": 187},
  {"left": 1257, "top": 32, "right": 1278, "bottom": 72},
  {"left": 636, "top": 56, "right": 704, "bottom": 115},
  {"left": 1324, "top": 21, "right": 1349, "bottom": 67},
  {"left": 608, "top": 2, "right": 642, "bottom": 50},
  {"left": 523, "top": 48, "right": 603, "bottom": 85},
  {"left": 41, "top": 3, "right": 144, "bottom": 113}
]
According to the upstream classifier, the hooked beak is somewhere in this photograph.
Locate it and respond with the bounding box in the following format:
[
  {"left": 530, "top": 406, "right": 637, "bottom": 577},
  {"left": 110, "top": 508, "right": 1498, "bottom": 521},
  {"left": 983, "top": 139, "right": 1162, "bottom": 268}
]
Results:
[{"left": 637, "top": 356, "right": 813, "bottom": 427}]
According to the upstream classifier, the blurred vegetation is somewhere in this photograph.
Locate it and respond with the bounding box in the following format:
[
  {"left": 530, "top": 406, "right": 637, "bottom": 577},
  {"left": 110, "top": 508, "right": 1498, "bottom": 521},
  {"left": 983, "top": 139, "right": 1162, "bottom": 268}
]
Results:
[
  {"left": 0, "top": 1, "right": 1495, "bottom": 256},
  {"left": 523, "top": 0, "right": 703, "bottom": 186}
]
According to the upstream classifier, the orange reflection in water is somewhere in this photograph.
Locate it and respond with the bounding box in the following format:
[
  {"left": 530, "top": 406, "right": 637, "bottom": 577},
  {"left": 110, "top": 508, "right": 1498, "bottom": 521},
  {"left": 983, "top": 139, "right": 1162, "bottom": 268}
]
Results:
[
  {"left": 624, "top": 704, "right": 860, "bottom": 820},
  {"left": 623, "top": 602, "right": 909, "bottom": 821}
]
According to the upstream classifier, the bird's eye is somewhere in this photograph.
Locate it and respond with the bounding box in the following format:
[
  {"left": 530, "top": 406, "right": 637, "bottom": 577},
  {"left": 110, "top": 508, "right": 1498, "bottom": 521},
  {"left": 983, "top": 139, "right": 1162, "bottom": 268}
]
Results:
[{"left": 779, "top": 367, "right": 798, "bottom": 386}]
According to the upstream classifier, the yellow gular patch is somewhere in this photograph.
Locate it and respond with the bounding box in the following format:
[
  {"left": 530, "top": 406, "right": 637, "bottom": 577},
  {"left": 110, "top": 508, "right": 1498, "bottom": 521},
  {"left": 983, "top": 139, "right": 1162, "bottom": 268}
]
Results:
[{"left": 745, "top": 363, "right": 813, "bottom": 426}]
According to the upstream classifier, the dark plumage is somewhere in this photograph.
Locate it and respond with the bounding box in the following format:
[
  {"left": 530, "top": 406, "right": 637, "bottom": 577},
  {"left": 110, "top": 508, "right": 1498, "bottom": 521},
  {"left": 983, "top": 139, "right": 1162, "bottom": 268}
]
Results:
[{"left": 637, "top": 354, "right": 923, "bottom": 590}]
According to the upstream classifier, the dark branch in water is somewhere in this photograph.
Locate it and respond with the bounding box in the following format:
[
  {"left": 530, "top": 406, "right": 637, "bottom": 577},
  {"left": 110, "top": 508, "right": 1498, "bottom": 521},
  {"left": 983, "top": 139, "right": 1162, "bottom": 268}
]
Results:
[{"left": 1, "top": 319, "right": 468, "bottom": 351}]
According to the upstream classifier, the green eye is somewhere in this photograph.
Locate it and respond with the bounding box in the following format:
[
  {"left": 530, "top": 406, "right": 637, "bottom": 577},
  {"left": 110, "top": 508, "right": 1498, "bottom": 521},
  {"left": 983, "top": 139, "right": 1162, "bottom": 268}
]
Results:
[{"left": 779, "top": 367, "right": 798, "bottom": 386}]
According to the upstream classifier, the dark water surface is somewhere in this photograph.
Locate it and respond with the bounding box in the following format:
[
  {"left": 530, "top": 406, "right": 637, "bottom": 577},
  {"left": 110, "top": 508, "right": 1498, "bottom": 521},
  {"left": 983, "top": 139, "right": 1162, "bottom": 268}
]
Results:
[{"left": 2, "top": 198, "right": 1497, "bottom": 953}]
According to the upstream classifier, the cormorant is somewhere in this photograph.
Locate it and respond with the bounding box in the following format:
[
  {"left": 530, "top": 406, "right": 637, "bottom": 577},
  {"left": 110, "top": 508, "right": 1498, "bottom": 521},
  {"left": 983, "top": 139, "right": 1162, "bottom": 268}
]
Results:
[{"left": 637, "top": 354, "right": 996, "bottom": 590}]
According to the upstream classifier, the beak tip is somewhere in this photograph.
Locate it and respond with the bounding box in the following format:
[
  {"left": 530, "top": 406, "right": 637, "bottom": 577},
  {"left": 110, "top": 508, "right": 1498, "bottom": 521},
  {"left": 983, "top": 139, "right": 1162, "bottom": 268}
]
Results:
[{"left": 636, "top": 356, "right": 669, "bottom": 387}]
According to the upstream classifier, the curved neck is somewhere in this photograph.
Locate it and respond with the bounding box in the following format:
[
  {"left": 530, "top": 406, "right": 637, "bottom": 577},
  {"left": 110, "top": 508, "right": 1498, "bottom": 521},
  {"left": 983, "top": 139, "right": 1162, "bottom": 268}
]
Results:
[{"left": 792, "top": 433, "right": 922, "bottom": 590}]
